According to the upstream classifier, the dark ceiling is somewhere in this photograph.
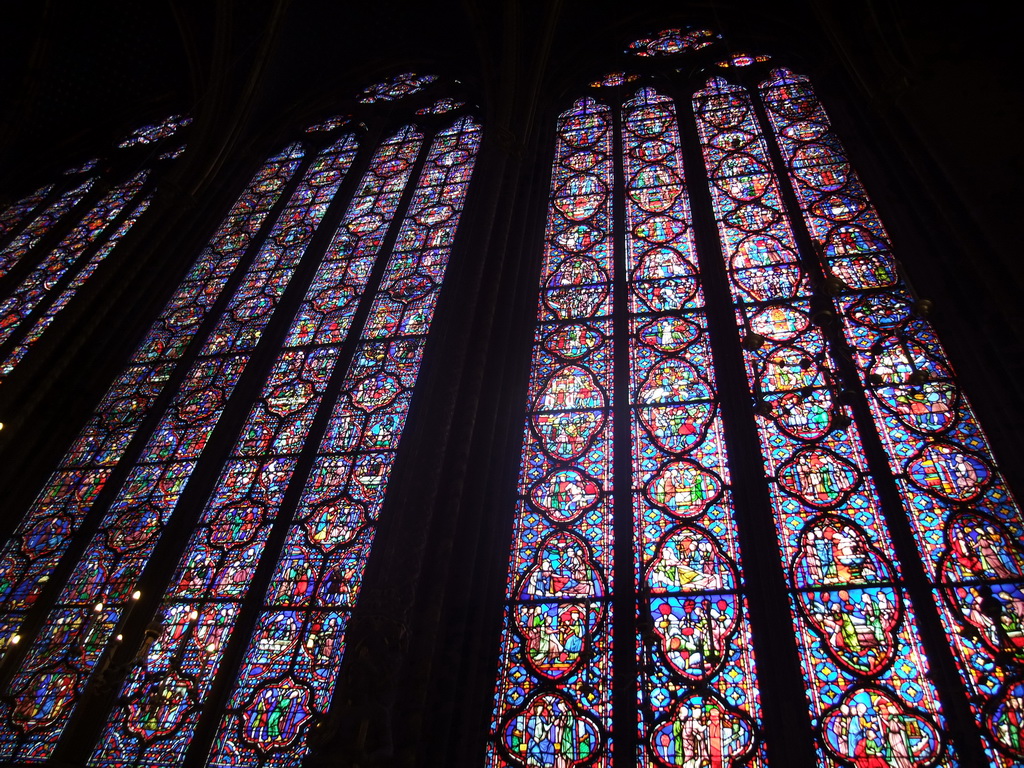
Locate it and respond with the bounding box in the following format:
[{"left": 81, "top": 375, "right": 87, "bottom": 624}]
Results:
[
  {"left": 0, "top": 2, "right": 1017, "bottom": 183},
  {"left": 0, "top": 0, "right": 1019, "bottom": 320},
  {"left": 0, "top": 0, "right": 1021, "bottom": 485}
]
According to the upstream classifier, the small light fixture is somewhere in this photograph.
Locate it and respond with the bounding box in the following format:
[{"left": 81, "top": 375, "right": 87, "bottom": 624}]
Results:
[
  {"left": 812, "top": 310, "right": 835, "bottom": 327},
  {"left": 821, "top": 277, "right": 844, "bottom": 296},
  {"left": 838, "top": 388, "right": 857, "bottom": 404},
  {"left": 912, "top": 298, "right": 934, "bottom": 317},
  {"left": 741, "top": 332, "right": 765, "bottom": 351}
]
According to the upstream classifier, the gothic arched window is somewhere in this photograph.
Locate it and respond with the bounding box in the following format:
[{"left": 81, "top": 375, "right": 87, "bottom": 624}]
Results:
[
  {"left": 487, "top": 26, "right": 1020, "bottom": 768},
  {"left": 0, "top": 74, "right": 482, "bottom": 768},
  {"left": 0, "top": 115, "right": 189, "bottom": 383}
]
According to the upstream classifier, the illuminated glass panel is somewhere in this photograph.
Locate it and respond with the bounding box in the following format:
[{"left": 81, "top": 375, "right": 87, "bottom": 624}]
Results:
[
  {"left": 693, "top": 76, "right": 953, "bottom": 767},
  {"left": 0, "top": 135, "right": 359, "bottom": 761},
  {"left": 359, "top": 73, "right": 438, "bottom": 104},
  {"left": 0, "top": 194, "right": 154, "bottom": 380},
  {"left": 588, "top": 72, "right": 639, "bottom": 89},
  {"left": 64, "top": 159, "right": 99, "bottom": 175},
  {"left": 305, "top": 116, "right": 349, "bottom": 133},
  {"left": 0, "top": 184, "right": 54, "bottom": 244},
  {"left": 0, "top": 171, "right": 149, "bottom": 350},
  {"left": 0, "top": 145, "right": 307, "bottom": 761},
  {"left": 624, "top": 87, "right": 765, "bottom": 767},
  {"left": 159, "top": 146, "right": 187, "bottom": 161},
  {"left": 91, "top": 127, "right": 422, "bottom": 767},
  {"left": 118, "top": 115, "right": 193, "bottom": 148},
  {"left": 487, "top": 98, "right": 613, "bottom": 768},
  {"left": 0, "top": 178, "right": 94, "bottom": 279},
  {"left": 206, "top": 116, "right": 480, "bottom": 768},
  {"left": 715, "top": 54, "right": 771, "bottom": 69},
  {"left": 762, "top": 67, "right": 1024, "bottom": 767},
  {"left": 627, "top": 28, "right": 719, "bottom": 57},
  {"left": 415, "top": 97, "right": 466, "bottom": 115}
]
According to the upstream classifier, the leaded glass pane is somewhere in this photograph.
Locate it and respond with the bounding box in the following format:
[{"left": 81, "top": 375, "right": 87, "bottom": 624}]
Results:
[
  {"left": 0, "top": 142, "right": 312, "bottom": 761},
  {"left": 762, "top": 66, "right": 1024, "bottom": 767},
  {"left": 487, "top": 97, "right": 614, "bottom": 768},
  {"left": 624, "top": 87, "right": 765, "bottom": 767},
  {"left": 694, "top": 75, "right": 953, "bottom": 767},
  {"left": 206, "top": 115, "right": 480, "bottom": 768}
]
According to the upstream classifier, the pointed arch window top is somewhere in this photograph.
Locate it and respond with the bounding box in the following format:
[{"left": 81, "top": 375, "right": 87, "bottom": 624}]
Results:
[
  {"left": 359, "top": 72, "right": 438, "bottom": 104},
  {"left": 62, "top": 158, "right": 98, "bottom": 175},
  {"left": 415, "top": 97, "right": 466, "bottom": 115},
  {"left": 116, "top": 114, "right": 193, "bottom": 148},
  {"left": 588, "top": 71, "right": 640, "bottom": 88},
  {"left": 763, "top": 66, "right": 809, "bottom": 86},
  {"left": 305, "top": 115, "right": 351, "bottom": 133},
  {"left": 277, "top": 141, "right": 307, "bottom": 160},
  {"left": 158, "top": 145, "right": 186, "bottom": 160},
  {"left": 716, "top": 52, "right": 772, "bottom": 69},
  {"left": 627, "top": 27, "right": 720, "bottom": 57}
]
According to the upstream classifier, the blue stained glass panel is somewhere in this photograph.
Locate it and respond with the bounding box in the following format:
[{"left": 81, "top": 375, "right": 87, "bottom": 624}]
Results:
[
  {"left": 0, "top": 178, "right": 94, "bottom": 279},
  {"left": 0, "top": 195, "right": 154, "bottom": 380},
  {"left": 0, "top": 172, "right": 149, "bottom": 352},
  {"left": 623, "top": 87, "right": 765, "bottom": 767},
  {"left": 487, "top": 98, "right": 614, "bottom": 768},
  {"left": 694, "top": 75, "right": 953, "bottom": 768},
  {"left": 0, "top": 184, "right": 54, "bottom": 244},
  {"left": 0, "top": 149, "right": 303, "bottom": 704},
  {"left": 207, "top": 117, "right": 480, "bottom": 768},
  {"left": 0, "top": 138, "right": 349, "bottom": 761},
  {"left": 762, "top": 66, "right": 1024, "bottom": 767},
  {"left": 91, "top": 128, "right": 427, "bottom": 767}
]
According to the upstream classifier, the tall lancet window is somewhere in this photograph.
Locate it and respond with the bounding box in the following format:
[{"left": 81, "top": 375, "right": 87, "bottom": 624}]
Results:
[
  {"left": 487, "top": 25, "right": 1016, "bottom": 768},
  {"left": 0, "top": 74, "right": 481, "bottom": 768},
  {"left": 0, "top": 114, "right": 190, "bottom": 382}
]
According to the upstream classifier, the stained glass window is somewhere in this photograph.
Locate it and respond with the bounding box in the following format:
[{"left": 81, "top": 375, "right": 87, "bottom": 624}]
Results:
[
  {"left": 487, "top": 25, "right": 1015, "bottom": 768},
  {"left": 0, "top": 177, "right": 95, "bottom": 280},
  {"left": 760, "top": 66, "right": 1024, "bottom": 767},
  {"left": 624, "top": 86, "right": 765, "bottom": 767},
  {"left": 715, "top": 53, "right": 770, "bottom": 69},
  {"left": 627, "top": 27, "right": 720, "bottom": 57},
  {"left": 487, "top": 96, "right": 616, "bottom": 768},
  {"left": 64, "top": 159, "right": 99, "bottom": 175},
  {"left": 359, "top": 73, "right": 438, "bottom": 104},
  {"left": 305, "top": 116, "right": 350, "bottom": 133},
  {"left": 0, "top": 76, "right": 480, "bottom": 768},
  {"left": 0, "top": 141, "right": 308, "bottom": 762},
  {"left": 207, "top": 114, "right": 480, "bottom": 768},
  {"left": 0, "top": 173, "right": 149, "bottom": 356},
  {"left": 0, "top": 194, "right": 154, "bottom": 379},
  {"left": 91, "top": 126, "right": 409, "bottom": 766},
  {"left": 588, "top": 72, "right": 640, "bottom": 89},
  {"left": 0, "top": 183, "right": 54, "bottom": 243},
  {"left": 117, "top": 115, "right": 193, "bottom": 148},
  {"left": 0, "top": 115, "right": 191, "bottom": 383},
  {"left": 693, "top": 74, "right": 949, "bottom": 767},
  {"left": 416, "top": 97, "right": 467, "bottom": 115}
]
